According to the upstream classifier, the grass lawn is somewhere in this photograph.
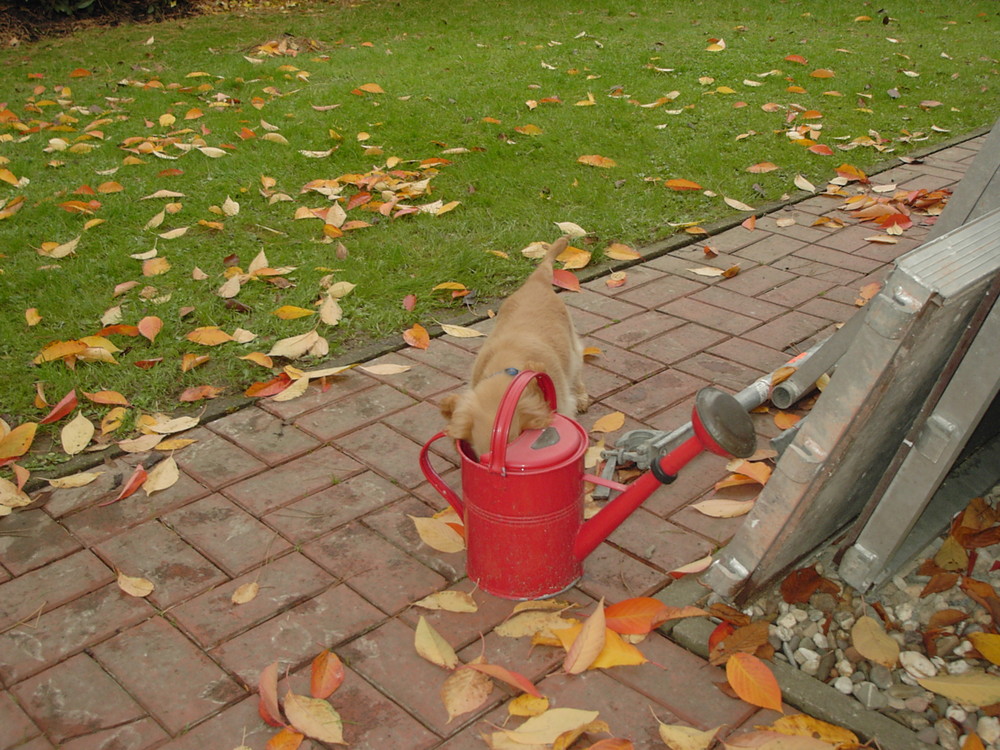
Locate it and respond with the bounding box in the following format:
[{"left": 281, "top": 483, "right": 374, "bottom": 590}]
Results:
[{"left": 0, "top": 0, "right": 996, "bottom": 470}]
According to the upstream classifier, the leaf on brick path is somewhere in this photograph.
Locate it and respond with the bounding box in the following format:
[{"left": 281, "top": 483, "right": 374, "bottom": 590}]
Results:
[
  {"left": 39, "top": 389, "right": 78, "bottom": 424},
  {"left": 917, "top": 673, "right": 1000, "bottom": 707},
  {"left": 402, "top": 322, "right": 431, "bottom": 349},
  {"left": 415, "top": 615, "right": 460, "bottom": 669},
  {"left": 590, "top": 412, "right": 625, "bottom": 434},
  {"left": 231, "top": 581, "right": 260, "bottom": 606},
  {"left": 665, "top": 178, "right": 703, "bottom": 191},
  {"left": 563, "top": 598, "right": 607, "bottom": 674},
  {"left": 283, "top": 691, "right": 344, "bottom": 744},
  {"left": 310, "top": 650, "right": 346, "bottom": 700},
  {"left": 148, "top": 415, "right": 199, "bottom": 434},
  {"left": 725, "top": 652, "right": 782, "bottom": 712},
  {"left": 117, "top": 571, "right": 155, "bottom": 598},
  {"left": 410, "top": 514, "right": 465, "bottom": 553},
  {"left": 496, "top": 609, "right": 578, "bottom": 639},
  {"left": 467, "top": 662, "right": 542, "bottom": 698},
  {"left": 604, "top": 243, "right": 641, "bottom": 261},
  {"left": 266, "top": 727, "right": 303, "bottom": 750},
  {"left": 439, "top": 323, "right": 484, "bottom": 339},
  {"left": 656, "top": 722, "right": 720, "bottom": 750},
  {"left": 0, "top": 477, "right": 32, "bottom": 508},
  {"left": 61, "top": 412, "right": 94, "bottom": 455},
  {"left": 709, "top": 620, "right": 771, "bottom": 665},
  {"left": 442, "top": 663, "right": 494, "bottom": 722},
  {"left": 271, "top": 375, "right": 311, "bottom": 402},
  {"left": 83, "top": 390, "right": 130, "bottom": 407},
  {"left": 359, "top": 363, "right": 412, "bottom": 376},
  {"left": 724, "top": 196, "right": 756, "bottom": 212},
  {"left": 723, "top": 729, "right": 833, "bottom": 749},
  {"left": 47, "top": 471, "right": 103, "bottom": 489},
  {"left": 552, "top": 720, "right": 614, "bottom": 750},
  {"left": 413, "top": 590, "right": 478, "bottom": 613},
  {"left": 501, "top": 708, "right": 600, "bottom": 746},
  {"left": 779, "top": 565, "right": 839, "bottom": 605},
  {"left": 143, "top": 456, "right": 179, "bottom": 496},
  {"left": 851, "top": 615, "right": 899, "bottom": 668},
  {"left": 935, "top": 535, "right": 969, "bottom": 571},
  {"left": 577, "top": 154, "right": 617, "bottom": 168},
  {"left": 773, "top": 411, "right": 801, "bottom": 431},
  {"left": 691, "top": 497, "right": 756, "bottom": 518},
  {"left": 669, "top": 554, "right": 712, "bottom": 579},
  {"left": 726, "top": 459, "right": 772, "bottom": 486},
  {"left": 552, "top": 268, "right": 581, "bottom": 292},
  {"left": 603, "top": 597, "right": 670, "bottom": 634},
  {"left": 274, "top": 305, "right": 316, "bottom": 320},
  {"left": 555, "top": 623, "right": 647, "bottom": 670}
]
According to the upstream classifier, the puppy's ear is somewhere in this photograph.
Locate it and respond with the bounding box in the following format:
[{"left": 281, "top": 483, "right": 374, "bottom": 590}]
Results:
[
  {"left": 439, "top": 393, "right": 460, "bottom": 420},
  {"left": 519, "top": 391, "right": 554, "bottom": 431}
]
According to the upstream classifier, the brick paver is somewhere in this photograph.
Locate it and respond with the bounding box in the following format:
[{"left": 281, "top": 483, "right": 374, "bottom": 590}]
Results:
[{"left": 0, "top": 135, "right": 981, "bottom": 748}]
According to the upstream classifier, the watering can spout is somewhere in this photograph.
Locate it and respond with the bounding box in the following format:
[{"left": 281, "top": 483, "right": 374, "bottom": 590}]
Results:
[{"left": 574, "top": 387, "right": 757, "bottom": 562}]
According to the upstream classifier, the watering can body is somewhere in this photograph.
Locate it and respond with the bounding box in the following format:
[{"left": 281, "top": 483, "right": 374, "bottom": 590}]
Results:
[{"left": 419, "top": 370, "right": 757, "bottom": 600}]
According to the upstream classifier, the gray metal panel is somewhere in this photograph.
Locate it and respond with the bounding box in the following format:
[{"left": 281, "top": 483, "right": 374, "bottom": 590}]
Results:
[
  {"left": 928, "top": 117, "right": 1000, "bottom": 240},
  {"left": 704, "top": 208, "right": 1000, "bottom": 602}
]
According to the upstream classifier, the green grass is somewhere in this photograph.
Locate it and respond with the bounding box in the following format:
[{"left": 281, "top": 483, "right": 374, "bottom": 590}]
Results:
[{"left": 0, "top": 0, "right": 997, "bottom": 463}]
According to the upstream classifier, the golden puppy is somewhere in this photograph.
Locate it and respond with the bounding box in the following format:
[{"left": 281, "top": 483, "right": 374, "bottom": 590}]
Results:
[{"left": 439, "top": 236, "right": 589, "bottom": 457}]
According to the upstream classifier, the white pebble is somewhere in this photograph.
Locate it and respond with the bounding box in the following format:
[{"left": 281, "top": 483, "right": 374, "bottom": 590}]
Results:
[
  {"left": 836, "top": 659, "right": 854, "bottom": 677},
  {"left": 792, "top": 608, "right": 809, "bottom": 623},
  {"left": 794, "top": 646, "right": 820, "bottom": 665},
  {"left": 978, "top": 716, "right": 1000, "bottom": 744},
  {"left": 946, "top": 706, "right": 967, "bottom": 723},
  {"left": 813, "top": 633, "right": 830, "bottom": 650},
  {"left": 947, "top": 660, "right": 974, "bottom": 675},
  {"left": 834, "top": 676, "right": 854, "bottom": 695},
  {"left": 900, "top": 651, "right": 938, "bottom": 679},
  {"left": 895, "top": 603, "right": 914, "bottom": 622},
  {"left": 778, "top": 613, "right": 798, "bottom": 630}
]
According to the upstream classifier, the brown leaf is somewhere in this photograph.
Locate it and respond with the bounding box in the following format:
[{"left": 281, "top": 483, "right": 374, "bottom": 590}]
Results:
[
  {"left": 851, "top": 615, "right": 899, "bottom": 668},
  {"left": 779, "top": 565, "right": 839, "bottom": 604},
  {"left": 920, "top": 572, "right": 959, "bottom": 598},
  {"left": 232, "top": 581, "right": 260, "bottom": 605},
  {"left": 709, "top": 620, "right": 771, "bottom": 665}
]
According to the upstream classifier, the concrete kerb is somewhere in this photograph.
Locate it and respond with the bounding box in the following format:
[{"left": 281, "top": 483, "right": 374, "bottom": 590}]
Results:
[
  {"left": 25, "top": 125, "right": 991, "bottom": 493},
  {"left": 653, "top": 576, "right": 937, "bottom": 750}
]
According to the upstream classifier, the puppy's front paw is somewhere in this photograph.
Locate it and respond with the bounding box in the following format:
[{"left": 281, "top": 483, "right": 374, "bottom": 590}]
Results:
[{"left": 575, "top": 393, "right": 591, "bottom": 413}]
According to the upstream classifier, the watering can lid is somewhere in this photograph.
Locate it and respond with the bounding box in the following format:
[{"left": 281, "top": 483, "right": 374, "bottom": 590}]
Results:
[{"left": 480, "top": 414, "right": 586, "bottom": 470}]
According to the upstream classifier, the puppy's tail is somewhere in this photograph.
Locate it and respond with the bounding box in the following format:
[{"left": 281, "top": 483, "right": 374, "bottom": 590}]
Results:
[{"left": 541, "top": 235, "right": 569, "bottom": 270}]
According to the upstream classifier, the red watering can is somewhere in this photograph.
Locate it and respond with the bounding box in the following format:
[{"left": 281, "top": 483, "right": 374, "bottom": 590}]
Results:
[{"left": 419, "top": 370, "right": 756, "bottom": 599}]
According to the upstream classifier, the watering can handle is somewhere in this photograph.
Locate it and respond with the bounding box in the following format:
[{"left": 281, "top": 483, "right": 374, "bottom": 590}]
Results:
[
  {"left": 487, "top": 370, "right": 558, "bottom": 475},
  {"left": 418, "top": 431, "right": 465, "bottom": 517}
]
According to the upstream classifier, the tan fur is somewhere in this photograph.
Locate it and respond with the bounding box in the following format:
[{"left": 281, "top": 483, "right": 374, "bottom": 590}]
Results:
[{"left": 440, "top": 236, "right": 589, "bottom": 457}]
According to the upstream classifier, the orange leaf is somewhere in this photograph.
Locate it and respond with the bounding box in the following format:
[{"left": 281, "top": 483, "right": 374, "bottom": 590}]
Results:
[
  {"left": 246, "top": 374, "right": 293, "bottom": 398},
  {"left": 180, "top": 353, "right": 210, "bottom": 372},
  {"left": 726, "top": 652, "right": 783, "bottom": 711},
  {"left": 835, "top": 163, "right": 869, "bottom": 183},
  {"left": 784, "top": 54, "right": 808, "bottom": 64},
  {"left": 665, "top": 178, "right": 703, "bottom": 191},
  {"left": 179, "top": 385, "right": 224, "bottom": 402},
  {"left": 266, "top": 728, "right": 303, "bottom": 750},
  {"left": 466, "top": 662, "right": 542, "bottom": 697},
  {"left": 142, "top": 257, "right": 170, "bottom": 276},
  {"left": 100, "top": 464, "right": 147, "bottom": 506},
  {"left": 741, "top": 215, "right": 756, "bottom": 231},
  {"left": 774, "top": 411, "right": 801, "bottom": 430},
  {"left": 357, "top": 82, "right": 385, "bottom": 94},
  {"left": 810, "top": 68, "right": 835, "bottom": 78},
  {"left": 552, "top": 268, "right": 581, "bottom": 292},
  {"left": 82, "top": 390, "right": 130, "bottom": 406},
  {"left": 138, "top": 316, "right": 162, "bottom": 343},
  {"left": 808, "top": 144, "right": 834, "bottom": 155},
  {"left": 39, "top": 390, "right": 77, "bottom": 424},
  {"left": 0, "top": 423, "right": 37, "bottom": 460},
  {"left": 186, "top": 326, "right": 233, "bottom": 346},
  {"left": 577, "top": 154, "right": 617, "bottom": 168},
  {"left": 604, "top": 597, "right": 670, "bottom": 634},
  {"left": 729, "top": 460, "right": 772, "bottom": 485},
  {"left": 97, "top": 324, "right": 140, "bottom": 337},
  {"left": 310, "top": 650, "right": 345, "bottom": 700},
  {"left": 746, "top": 162, "right": 778, "bottom": 173},
  {"left": 69, "top": 67, "right": 91, "bottom": 77},
  {"left": 97, "top": 181, "right": 124, "bottom": 194},
  {"left": 403, "top": 322, "right": 430, "bottom": 349}
]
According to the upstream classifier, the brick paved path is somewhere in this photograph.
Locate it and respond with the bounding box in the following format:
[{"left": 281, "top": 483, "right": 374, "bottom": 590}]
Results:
[{"left": 0, "top": 136, "right": 983, "bottom": 749}]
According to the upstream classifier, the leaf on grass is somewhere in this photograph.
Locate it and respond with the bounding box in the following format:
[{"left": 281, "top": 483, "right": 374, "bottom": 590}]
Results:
[
  {"left": 138, "top": 316, "right": 162, "bottom": 343},
  {"left": 186, "top": 326, "right": 233, "bottom": 346},
  {"left": 415, "top": 615, "right": 460, "bottom": 669},
  {"left": 232, "top": 581, "right": 260, "bottom": 605},
  {"left": 413, "top": 591, "right": 478, "bottom": 613},
  {"left": 284, "top": 692, "right": 345, "bottom": 744},
  {"left": 442, "top": 664, "right": 493, "bottom": 722},
  {"left": 117, "top": 572, "right": 154, "bottom": 598},
  {"left": 274, "top": 305, "right": 316, "bottom": 320},
  {"left": 179, "top": 385, "right": 224, "bottom": 402},
  {"left": 39, "top": 390, "right": 78, "bottom": 424},
  {"left": 665, "top": 178, "right": 702, "bottom": 191},
  {"left": 310, "top": 650, "right": 345, "bottom": 699},
  {"left": 724, "top": 197, "right": 756, "bottom": 212},
  {"left": 269, "top": 330, "right": 324, "bottom": 360},
  {"left": 726, "top": 652, "right": 783, "bottom": 711},
  {"left": 61, "top": 413, "right": 94, "bottom": 455},
  {"left": 794, "top": 174, "right": 817, "bottom": 192},
  {"left": 577, "top": 154, "right": 617, "bottom": 168},
  {"left": 851, "top": 615, "right": 899, "bottom": 668},
  {"left": 143, "top": 456, "right": 178, "bottom": 496}
]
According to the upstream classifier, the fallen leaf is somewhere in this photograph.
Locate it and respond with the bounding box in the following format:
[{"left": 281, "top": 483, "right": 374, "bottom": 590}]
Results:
[
  {"left": 851, "top": 615, "right": 899, "bottom": 668},
  {"left": 186, "top": 326, "right": 233, "bottom": 346},
  {"left": 564, "top": 599, "right": 607, "bottom": 674},
  {"left": 138, "top": 316, "right": 163, "bottom": 343},
  {"left": 310, "top": 650, "right": 345, "bottom": 699},
  {"left": 690, "top": 498, "right": 756, "bottom": 518},
  {"left": 501, "top": 708, "right": 599, "bottom": 746},
  {"left": 415, "top": 615, "right": 460, "bottom": 669},
  {"left": 39, "top": 390, "right": 78, "bottom": 424},
  {"left": 143, "top": 456, "right": 179, "bottom": 496},
  {"left": 413, "top": 591, "right": 479, "bottom": 613},
  {"left": 232, "top": 581, "right": 260, "bottom": 605},
  {"left": 591, "top": 412, "right": 625, "bottom": 433},
  {"left": 726, "top": 652, "right": 783, "bottom": 711},
  {"left": 665, "top": 178, "right": 703, "bottom": 191},
  {"left": 577, "top": 154, "right": 617, "bottom": 168},
  {"left": 410, "top": 515, "right": 465, "bottom": 553},
  {"left": 258, "top": 662, "right": 284, "bottom": 726},
  {"left": 403, "top": 322, "right": 431, "bottom": 349},
  {"left": 466, "top": 662, "right": 541, "bottom": 698},
  {"left": 47, "top": 471, "right": 103, "bottom": 489},
  {"left": 656, "top": 722, "right": 720, "bottom": 750},
  {"left": 440, "top": 323, "right": 485, "bottom": 338},
  {"left": 604, "top": 243, "right": 641, "bottom": 261},
  {"left": 116, "top": 572, "right": 154, "bottom": 597},
  {"left": 603, "top": 597, "right": 670, "bottom": 634},
  {"left": 61, "top": 413, "right": 94, "bottom": 455},
  {"left": 442, "top": 664, "right": 493, "bottom": 722},
  {"left": 767, "top": 714, "right": 859, "bottom": 747},
  {"left": 283, "top": 692, "right": 344, "bottom": 744},
  {"left": 917, "top": 673, "right": 1000, "bottom": 707}
]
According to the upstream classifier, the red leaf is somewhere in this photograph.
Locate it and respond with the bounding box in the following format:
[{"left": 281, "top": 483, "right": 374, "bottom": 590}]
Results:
[
  {"left": 875, "top": 213, "right": 913, "bottom": 231},
  {"left": 466, "top": 662, "right": 541, "bottom": 697},
  {"left": 604, "top": 597, "right": 670, "bottom": 634},
  {"left": 245, "top": 374, "right": 293, "bottom": 398},
  {"left": 552, "top": 268, "right": 581, "bottom": 292},
  {"left": 100, "top": 465, "right": 147, "bottom": 506},
  {"left": 709, "top": 621, "right": 737, "bottom": 652},
  {"left": 133, "top": 358, "right": 164, "bottom": 369},
  {"left": 258, "top": 662, "right": 285, "bottom": 727},
  {"left": 402, "top": 293, "right": 417, "bottom": 311},
  {"left": 96, "top": 324, "right": 140, "bottom": 337},
  {"left": 39, "top": 389, "right": 77, "bottom": 424},
  {"left": 807, "top": 144, "right": 834, "bottom": 155},
  {"left": 310, "top": 651, "right": 345, "bottom": 700}
]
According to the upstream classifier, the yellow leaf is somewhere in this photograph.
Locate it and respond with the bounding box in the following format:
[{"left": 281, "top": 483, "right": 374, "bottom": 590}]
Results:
[
  {"left": 441, "top": 665, "right": 493, "bottom": 723},
  {"left": 47, "top": 471, "right": 103, "bottom": 489},
  {"left": 409, "top": 515, "right": 465, "bottom": 553},
  {"left": 656, "top": 722, "right": 720, "bottom": 750},
  {"left": 414, "top": 615, "right": 459, "bottom": 669},
  {"left": 440, "top": 323, "right": 484, "bottom": 338},
  {"left": 969, "top": 633, "right": 1000, "bottom": 667},
  {"left": 604, "top": 243, "right": 641, "bottom": 261},
  {"left": 554, "top": 623, "right": 647, "bottom": 670},
  {"left": 563, "top": 599, "right": 606, "bottom": 673},
  {"left": 231, "top": 581, "right": 260, "bottom": 604},
  {"left": 241, "top": 352, "right": 274, "bottom": 368},
  {"left": 273, "top": 305, "right": 316, "bottom": 320},
  {"left": 143, "top": 456, "right": 179, "bottom": 496},
  {"left": 101, "top": 407, "right": 126, "bottom": 435},
  {"left": 186, "top": 326, "right": 233, "bottom": 346},
  {"left": 590, "top": 412, "right": 625, "bottom": 433},
  {"left": 25, "top": 308, "right": 41, "bottom": 326},
  {"left": 283, "top": 691, "right": 345, "bottom": 744},
  {"left": 358, "top": 82, "right": 385, "bottom": 94},
  {"left": 509, "top": 694, "right": 550, "bottom": 718},
  {"left": 413, "top": 591, "right": 478, "bottom": 613},
  {"left": 767, "top": 714, "right": 859, "bottom": 747},
  {"left": 851, "top": 615, "right": 899, "bottom": 668},
  {"left": 917, "top": 673, "right": 1000, "bottom": 707},
  {"left": 501, "top": 708, "right": 600, "bottom": 746},
  {"left": 61, "top": 413, "right": 94, "bottom": 455}
]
